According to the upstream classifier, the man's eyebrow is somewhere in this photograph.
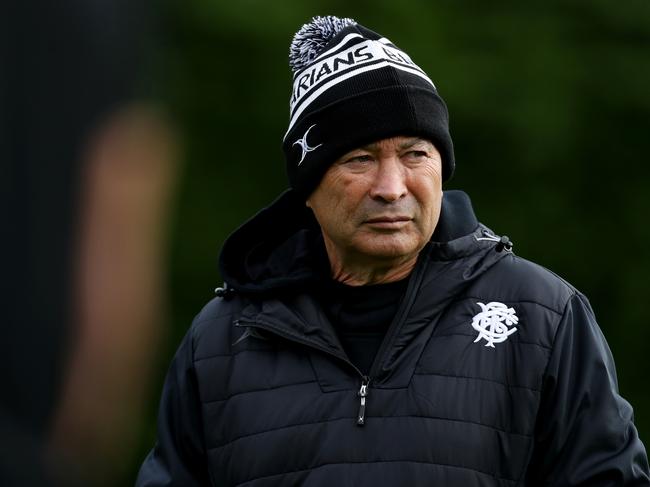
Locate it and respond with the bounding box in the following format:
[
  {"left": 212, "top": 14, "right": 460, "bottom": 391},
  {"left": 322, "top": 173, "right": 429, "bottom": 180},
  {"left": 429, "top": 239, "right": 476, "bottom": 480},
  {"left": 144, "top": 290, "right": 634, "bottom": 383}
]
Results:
[{"left": 398, "top": 138, "right": 429, "bottom": 150}]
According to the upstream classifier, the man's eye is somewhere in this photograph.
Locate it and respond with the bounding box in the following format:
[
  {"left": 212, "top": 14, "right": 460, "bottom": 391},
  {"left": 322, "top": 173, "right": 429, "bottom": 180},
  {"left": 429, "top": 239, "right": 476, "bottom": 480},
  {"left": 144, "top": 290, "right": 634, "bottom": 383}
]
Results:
[
  {"left": 345, "top": 155, "right": 372, "bottom": 164},
  {"left": 407, "top": 150, "right": 428, "bottom": 159}
]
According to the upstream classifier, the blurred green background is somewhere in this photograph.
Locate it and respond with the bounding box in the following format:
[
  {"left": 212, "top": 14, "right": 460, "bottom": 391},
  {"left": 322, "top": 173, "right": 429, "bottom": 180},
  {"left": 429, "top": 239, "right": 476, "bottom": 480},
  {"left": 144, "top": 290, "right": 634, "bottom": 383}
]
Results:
[{"left": 137, "top": 0, "right": 650, "bottom": 482}]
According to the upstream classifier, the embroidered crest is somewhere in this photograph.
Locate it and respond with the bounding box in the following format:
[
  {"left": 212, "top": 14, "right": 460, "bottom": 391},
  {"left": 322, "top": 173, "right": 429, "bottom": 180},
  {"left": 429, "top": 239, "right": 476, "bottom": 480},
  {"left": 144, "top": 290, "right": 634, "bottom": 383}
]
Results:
[
  {"left": 293, "top": 124, "right": 323, "bottom": 165},
  {"left": 471, "top": 301, "right": 518, "bottom": 348}
]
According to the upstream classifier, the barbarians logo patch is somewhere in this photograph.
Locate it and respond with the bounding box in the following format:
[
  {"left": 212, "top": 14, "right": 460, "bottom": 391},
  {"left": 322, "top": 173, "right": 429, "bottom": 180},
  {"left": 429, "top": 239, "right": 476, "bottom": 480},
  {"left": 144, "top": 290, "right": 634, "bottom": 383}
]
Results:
[
  {"left": 293, "top": 123, "right": 323, "bottom": 165},
  {"left": 471, "top": 301, "right": 518, "bottom": 348}
]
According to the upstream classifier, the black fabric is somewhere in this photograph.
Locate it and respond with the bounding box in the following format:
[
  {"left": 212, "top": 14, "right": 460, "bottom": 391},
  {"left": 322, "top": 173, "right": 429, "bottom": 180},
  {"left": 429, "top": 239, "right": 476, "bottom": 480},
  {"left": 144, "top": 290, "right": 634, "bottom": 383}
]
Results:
[
  {"left": 317, "top": 278, "right": 409, "bottom": 375},
  {"left": 219, "top": 189, "right": 321, "bottom": 295},
  {"left": 138, "top": 190, "right": 650, "bottom": 486}
]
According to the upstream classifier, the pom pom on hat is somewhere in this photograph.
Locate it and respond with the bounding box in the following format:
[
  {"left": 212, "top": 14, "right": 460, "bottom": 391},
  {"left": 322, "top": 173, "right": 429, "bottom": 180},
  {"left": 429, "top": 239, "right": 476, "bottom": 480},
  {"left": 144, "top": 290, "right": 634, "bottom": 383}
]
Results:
[{"left": 289, "top": 16, "right": 357, "bottom": 73}]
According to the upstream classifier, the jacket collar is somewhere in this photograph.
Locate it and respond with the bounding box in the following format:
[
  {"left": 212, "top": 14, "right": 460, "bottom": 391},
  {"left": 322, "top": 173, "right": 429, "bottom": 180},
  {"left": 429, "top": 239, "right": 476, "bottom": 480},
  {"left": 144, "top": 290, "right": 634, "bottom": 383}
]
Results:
[{"left": 220, "top": 188, "right": 482, "bottom": 295}]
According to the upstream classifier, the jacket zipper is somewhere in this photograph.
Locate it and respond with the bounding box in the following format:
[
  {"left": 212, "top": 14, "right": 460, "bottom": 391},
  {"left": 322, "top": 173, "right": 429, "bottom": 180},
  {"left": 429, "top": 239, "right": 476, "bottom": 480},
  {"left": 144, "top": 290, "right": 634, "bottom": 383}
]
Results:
[
  {"left": 236, "top": 249, "right": 429, "bottom": 428},
  {"left": 364, "top": 245, "right": 431, "bottom": 382},
  {"left": 356, "top": 246, "right": 430, "bottom": 425},
  {"left": 357, "top": 376, "right": 370, "bottom": 425}
]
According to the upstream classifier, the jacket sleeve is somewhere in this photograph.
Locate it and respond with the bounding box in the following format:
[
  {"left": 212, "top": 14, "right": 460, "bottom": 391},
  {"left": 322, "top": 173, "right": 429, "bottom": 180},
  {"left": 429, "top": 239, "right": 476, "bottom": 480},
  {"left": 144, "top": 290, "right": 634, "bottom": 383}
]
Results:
[
  {"left": 525, "top": 292, "right": 650, "bottom": 486},
  {"left": 136, "top": 327, "right": 211, "bottom": 486}
]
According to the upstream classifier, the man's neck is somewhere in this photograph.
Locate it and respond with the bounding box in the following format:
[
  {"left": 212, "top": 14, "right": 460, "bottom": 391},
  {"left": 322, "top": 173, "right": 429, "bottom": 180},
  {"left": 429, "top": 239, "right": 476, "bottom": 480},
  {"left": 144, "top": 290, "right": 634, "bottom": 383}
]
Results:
[{"left": 324, "top": 247, "right": 419, "bottom": 286}]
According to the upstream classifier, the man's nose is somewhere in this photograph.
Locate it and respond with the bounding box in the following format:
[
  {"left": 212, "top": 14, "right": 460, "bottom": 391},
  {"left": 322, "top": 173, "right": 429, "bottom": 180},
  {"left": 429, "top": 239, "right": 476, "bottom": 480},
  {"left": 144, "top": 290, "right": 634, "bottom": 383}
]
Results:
[{"left": 368, "top": 157, "right": 407, "bottom": 202}]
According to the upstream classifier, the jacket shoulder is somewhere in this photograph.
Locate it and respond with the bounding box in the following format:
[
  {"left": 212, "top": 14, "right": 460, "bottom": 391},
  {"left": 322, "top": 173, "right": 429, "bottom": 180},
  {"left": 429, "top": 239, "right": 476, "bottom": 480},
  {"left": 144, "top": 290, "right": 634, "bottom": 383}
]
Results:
[
  {"left": 189, "top": 295, "right": 244, "bottom": 361},
  {"left": 478, "top": 252, "right": 577, "bottom": 314}
]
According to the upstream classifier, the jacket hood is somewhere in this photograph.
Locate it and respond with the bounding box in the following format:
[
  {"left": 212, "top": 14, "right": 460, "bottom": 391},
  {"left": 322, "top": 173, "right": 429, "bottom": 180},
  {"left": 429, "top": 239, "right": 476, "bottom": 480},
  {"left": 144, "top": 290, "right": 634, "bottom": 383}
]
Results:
[{"left": 219, "top": 189, "right": 482, "bottom": 295}]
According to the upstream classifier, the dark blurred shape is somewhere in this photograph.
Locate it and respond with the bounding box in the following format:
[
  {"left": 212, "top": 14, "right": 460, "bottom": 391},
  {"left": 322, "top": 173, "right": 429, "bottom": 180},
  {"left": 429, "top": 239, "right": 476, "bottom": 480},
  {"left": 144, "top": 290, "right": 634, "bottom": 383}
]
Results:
[
  {"left": 0, "top": 0, "right": 173, "bottom": 485},
  {"left": 50, "top": 104, "right": 179, "bottom": 486}
]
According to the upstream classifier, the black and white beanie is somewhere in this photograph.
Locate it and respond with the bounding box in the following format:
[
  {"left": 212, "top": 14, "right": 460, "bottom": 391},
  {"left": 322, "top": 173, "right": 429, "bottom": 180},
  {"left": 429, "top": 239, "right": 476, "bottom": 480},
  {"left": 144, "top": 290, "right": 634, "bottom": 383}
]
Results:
[{"left": 283, "top": 16, "right": 455, "bottom": 196}]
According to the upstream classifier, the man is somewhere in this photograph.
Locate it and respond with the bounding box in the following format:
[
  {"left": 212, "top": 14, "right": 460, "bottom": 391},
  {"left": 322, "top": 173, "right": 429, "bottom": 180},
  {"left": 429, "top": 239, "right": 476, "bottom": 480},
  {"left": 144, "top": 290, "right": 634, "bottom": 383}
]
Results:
[{"left": 137, "top": 16, "right": 650, "bottom": 486}]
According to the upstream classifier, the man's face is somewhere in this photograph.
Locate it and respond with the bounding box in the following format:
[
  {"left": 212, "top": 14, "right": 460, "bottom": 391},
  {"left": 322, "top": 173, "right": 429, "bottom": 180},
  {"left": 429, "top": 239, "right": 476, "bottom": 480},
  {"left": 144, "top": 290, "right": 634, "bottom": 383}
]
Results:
[{"left": 307, "top": 136, "right": 443, "bottom": 268}]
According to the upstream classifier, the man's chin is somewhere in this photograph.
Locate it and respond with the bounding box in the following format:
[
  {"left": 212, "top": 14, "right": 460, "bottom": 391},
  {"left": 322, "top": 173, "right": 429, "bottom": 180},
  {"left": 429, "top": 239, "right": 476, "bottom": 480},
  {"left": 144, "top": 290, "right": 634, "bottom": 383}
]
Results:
[{"left": 352, "top": 235, "right": 423, "bottom": 262}]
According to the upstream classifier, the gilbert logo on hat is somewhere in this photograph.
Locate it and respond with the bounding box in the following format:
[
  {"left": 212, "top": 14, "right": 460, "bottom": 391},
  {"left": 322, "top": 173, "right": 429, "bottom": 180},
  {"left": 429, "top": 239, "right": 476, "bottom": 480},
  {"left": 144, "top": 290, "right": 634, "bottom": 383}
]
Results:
[{"left": 293, "top": 124, "right": 323, "bottom": 165}]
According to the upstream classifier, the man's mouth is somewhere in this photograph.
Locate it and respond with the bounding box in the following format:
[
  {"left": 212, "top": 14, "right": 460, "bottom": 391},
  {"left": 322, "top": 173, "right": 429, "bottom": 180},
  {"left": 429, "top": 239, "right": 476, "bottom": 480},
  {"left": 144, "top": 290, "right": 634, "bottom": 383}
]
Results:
[
  {"left": 365, "top": 216, "right": 411, "bottom": 223},
  {"left": 364, "top": 216, "right": 412, "bottom": 228}
]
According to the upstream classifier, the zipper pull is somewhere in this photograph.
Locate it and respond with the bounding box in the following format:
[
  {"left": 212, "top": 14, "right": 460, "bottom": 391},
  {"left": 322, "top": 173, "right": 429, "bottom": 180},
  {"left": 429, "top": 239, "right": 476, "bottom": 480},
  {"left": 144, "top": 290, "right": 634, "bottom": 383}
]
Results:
[{"left": 357, "top": 376, "right": 370, "bottom": 426}]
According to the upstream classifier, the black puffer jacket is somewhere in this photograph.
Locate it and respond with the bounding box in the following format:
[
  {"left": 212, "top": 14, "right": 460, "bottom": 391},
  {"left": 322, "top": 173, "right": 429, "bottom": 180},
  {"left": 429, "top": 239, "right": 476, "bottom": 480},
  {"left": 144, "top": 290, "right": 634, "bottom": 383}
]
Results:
[{"left": 137, "top": 190, "right": 649, "bottom": 486}]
